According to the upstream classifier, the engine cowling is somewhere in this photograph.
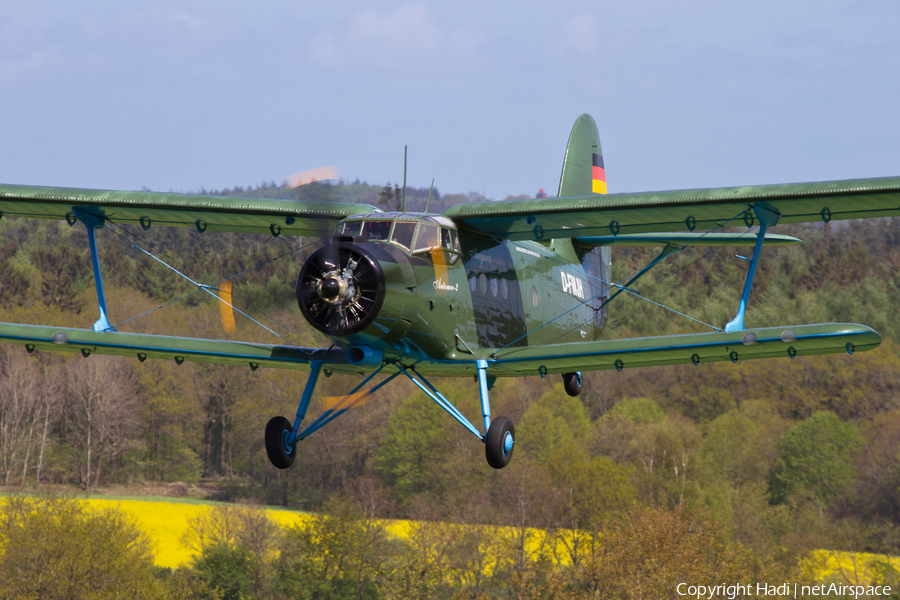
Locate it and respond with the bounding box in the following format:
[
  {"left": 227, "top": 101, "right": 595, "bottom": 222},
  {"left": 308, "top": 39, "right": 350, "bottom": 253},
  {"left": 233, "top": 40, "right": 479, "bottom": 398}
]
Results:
[{"left": 296, "top": 239, "right": 418, "bottom": 345}]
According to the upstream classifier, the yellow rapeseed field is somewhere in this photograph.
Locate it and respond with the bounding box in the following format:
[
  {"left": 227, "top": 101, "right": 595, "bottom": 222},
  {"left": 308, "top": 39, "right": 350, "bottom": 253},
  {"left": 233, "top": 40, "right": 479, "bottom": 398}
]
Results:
[
  {"left": 4, "top": 495, "right": 898, "bottom": 586},
  {"left": 83, "top": 497, "right": 317, "bottom": 568},
  {"left": 800, "top": 549, "right": 900, "bottom": 586},
  {"left": 82, "top": 497, "right": 558, "bottom": 573}
]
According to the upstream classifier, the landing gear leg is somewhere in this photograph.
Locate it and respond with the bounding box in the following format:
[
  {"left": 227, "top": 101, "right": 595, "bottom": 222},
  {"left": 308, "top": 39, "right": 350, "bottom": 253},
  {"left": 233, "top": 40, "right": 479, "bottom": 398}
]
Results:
[
  {"left": 265, "top": 361, "right": 322, "bottom": 469},
  {"left": 478, "top": 359, "right": 514, "bottom": 469}
]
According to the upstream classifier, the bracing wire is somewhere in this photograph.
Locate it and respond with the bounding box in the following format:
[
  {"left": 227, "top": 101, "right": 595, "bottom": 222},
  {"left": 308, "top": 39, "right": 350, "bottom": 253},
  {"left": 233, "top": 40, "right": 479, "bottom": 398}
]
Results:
[
  {"left": 543, "top": 222, "right": 764, "bottom": 346},
  {"left": 479, "top": 208, "right": 752, "bottom": 353},
  {"left": 102, "top": 221, "right": 327, "bottom": 346}
]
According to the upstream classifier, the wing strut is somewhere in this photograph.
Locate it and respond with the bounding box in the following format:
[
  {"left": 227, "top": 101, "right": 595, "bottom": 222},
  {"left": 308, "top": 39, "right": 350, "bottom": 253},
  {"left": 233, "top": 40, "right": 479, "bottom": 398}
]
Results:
[
  {"left": 71, "top": 208, "right": 116, "bottom": 332},
  {"left": 725, "top": 205, "right": 780, "bottom": 332}
]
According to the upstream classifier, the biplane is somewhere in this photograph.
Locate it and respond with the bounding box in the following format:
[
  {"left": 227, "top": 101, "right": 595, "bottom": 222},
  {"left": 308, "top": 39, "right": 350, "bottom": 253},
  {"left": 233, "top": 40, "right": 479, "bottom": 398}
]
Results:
[{"left": 0, "top": 114, "right": 897, "bottom": 469}]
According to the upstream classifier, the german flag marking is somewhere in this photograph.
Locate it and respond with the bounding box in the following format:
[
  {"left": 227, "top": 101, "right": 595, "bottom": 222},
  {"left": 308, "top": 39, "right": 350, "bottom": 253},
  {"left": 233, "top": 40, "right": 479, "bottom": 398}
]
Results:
[{"left": 592, "top": 153, "right": 607, "bottom": 194}]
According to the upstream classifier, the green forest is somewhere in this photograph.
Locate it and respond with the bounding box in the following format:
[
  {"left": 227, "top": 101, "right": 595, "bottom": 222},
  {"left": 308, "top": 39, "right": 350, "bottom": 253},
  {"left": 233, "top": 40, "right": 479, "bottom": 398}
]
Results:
[{"left": 1, "top": 181, "right": 899, "bottom": 598}]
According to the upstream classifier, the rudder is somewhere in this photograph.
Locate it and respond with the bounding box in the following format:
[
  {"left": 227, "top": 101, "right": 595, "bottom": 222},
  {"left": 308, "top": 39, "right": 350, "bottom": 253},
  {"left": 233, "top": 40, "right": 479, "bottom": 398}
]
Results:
[{"left": 557, "top": 113, "right": 606, "bottom": 197}]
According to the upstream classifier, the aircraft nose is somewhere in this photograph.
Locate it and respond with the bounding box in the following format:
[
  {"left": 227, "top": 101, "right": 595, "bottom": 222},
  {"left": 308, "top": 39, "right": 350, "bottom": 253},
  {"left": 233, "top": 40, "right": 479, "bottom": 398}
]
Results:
[{"left": 297, "top": 242, "right": 386, "bottom": 336}]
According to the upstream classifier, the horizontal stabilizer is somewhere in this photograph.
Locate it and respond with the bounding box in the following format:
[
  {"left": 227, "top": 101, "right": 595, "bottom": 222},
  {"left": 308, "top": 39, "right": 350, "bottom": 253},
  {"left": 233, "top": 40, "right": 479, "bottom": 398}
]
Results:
[
  {"left": 487, "top": 323, "right": 880, "bottom": 376},
  {"left": 0, "top": 323, "right": 354, "bottom": 373},
  {"left": 575, "top": 232, "right": 801, "bottom": 247}
]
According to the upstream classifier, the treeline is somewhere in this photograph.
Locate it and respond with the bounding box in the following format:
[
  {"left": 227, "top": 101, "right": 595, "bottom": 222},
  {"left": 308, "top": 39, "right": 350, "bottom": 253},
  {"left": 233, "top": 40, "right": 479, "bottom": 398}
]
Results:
[
  {"left": 193, "top": 179, "right": 480, "bottom": 214},
  {"left": 3, "top": 495, "right": 862, "bottom": 600},
  {"left": 1, "top": 193, "right": 900, "bottom": 594}
]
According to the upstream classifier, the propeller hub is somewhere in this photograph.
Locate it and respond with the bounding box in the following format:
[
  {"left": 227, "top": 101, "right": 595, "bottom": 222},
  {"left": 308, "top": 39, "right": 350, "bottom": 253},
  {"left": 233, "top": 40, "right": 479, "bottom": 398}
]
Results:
[
  {"left": 297, "top": 242, "right": 386, "bottom": 337},
  {"left": 318, "top": 275, "right": 348, "bottom": 303}
]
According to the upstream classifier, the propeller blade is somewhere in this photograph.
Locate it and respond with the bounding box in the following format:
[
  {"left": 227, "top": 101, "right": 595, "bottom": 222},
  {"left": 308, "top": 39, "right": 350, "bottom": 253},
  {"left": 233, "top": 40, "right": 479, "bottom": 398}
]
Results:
[
  {"left": 322, "top": 391, "right": 372, "bottom": 411},
  {"left": 286, "top": 166, "right": 340, "bottom": 188},
  {"left": 219, "top": 280, "right": 236, "bottom": 334},
  {"left": 431, "top": 245, "right": 447, "bottom": 293}
]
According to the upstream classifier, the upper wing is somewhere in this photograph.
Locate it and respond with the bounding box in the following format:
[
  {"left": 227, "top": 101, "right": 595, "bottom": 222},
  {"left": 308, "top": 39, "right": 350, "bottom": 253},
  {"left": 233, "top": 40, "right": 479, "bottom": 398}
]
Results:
[
  {"left": 443, "top": 176, "right": 900, "bottom": 241},
  {"left": 0, "top": 183, "right": 378, "bottom": 236}
]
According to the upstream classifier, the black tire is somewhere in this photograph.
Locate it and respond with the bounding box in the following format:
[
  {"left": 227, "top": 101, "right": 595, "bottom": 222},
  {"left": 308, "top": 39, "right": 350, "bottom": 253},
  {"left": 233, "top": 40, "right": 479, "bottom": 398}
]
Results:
[
  {"left": 265, "top": 416, "right": 296, "bottom": 469},
  {"left": 485, "top": 416, "right": 515, "bottom": 469},
  {"left": 563, "top": 372, "right": 582, "bottom": 397}
]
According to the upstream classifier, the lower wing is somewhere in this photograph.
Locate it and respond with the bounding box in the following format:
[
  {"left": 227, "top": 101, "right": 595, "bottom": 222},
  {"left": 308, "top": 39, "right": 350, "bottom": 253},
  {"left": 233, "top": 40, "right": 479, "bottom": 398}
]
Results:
[
  {"left": 0, "top": 323, "right": 357, "bottom": 373},
  {"left": 484, "top": 322, "right": 879, "bottom": 377}
]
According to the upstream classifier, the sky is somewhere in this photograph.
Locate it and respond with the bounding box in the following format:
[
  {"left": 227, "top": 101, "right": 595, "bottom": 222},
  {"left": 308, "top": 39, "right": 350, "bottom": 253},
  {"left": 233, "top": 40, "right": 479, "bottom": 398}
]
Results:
[{"left": 1, "top": 1, "right": 899, "bottom": 200}]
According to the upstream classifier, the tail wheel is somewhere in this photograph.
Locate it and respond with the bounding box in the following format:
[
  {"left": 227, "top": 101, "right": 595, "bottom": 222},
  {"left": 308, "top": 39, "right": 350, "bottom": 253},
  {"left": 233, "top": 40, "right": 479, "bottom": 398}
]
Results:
[
  {"left": 485, "top": 416, "right": 515, "bottom": 469},
  {"left": 297, "top": 243, "right": 385, "bottom": 336},
  {"left": 265, "top": 416, "right": 296, "bottom": 469},
  {"left": 563, "top": 372, "right": 582, "bottom": 397}
]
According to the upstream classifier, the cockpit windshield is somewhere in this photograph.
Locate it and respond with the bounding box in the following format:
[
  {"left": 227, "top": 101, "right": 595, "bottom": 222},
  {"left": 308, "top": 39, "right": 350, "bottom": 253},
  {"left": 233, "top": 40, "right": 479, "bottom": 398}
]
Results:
[
  {"left": 390, "top": 222, "right": 416, "bottom": 249},
  {"left": 414, "top": 224, "right": 439, "bottom": 252},
  {"left": 334, "top": 215, "right": 460, "bottom": 259},
  {"left": 361, "top": 221, "right": 391, "bottom": 241},
  {"left": 338, "top": 221, "right": 362, "bottom": 236}
]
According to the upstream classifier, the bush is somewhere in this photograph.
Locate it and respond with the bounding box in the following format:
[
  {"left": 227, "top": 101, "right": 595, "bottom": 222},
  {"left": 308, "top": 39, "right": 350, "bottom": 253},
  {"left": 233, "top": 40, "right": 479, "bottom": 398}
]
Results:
[{"left": 0, "top": 495, "right": 163, "bottom": 600}]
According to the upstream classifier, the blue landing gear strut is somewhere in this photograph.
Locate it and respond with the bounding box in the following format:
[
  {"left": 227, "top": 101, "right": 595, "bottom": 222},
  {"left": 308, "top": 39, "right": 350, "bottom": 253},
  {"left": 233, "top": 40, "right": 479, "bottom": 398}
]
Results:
[
  {"left": 264, "top": 361, "right": 400, "bottom": 469},
  {"left": 399, "top": 359, "right": 515, "bottom": 469},
  {"left": 264, "top": 358, "right": 516, "bottom": 470}
]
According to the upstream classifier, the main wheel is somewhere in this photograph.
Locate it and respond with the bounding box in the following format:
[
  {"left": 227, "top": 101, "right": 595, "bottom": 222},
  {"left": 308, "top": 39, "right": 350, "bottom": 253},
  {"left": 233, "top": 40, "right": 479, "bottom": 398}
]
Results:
[
  {"left": 563, "top": 372, "right": 582, "bottom": 397},
  {"left": 265, "top": 416, "right": 296, "bottom": 469},
  {"left": 485, "top": 416, "right": 515, "bottom": 469}
]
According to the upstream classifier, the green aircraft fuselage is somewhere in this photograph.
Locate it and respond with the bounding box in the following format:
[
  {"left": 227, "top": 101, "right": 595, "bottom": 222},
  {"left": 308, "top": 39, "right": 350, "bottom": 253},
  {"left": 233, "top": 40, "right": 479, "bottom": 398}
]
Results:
[{"left": 298, "top": 212, "right": 609, "bottom": 371}]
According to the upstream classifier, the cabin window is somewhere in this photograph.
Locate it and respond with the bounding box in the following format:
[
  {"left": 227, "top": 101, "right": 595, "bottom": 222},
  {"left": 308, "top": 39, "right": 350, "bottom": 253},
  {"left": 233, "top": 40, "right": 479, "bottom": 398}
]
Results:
[
  {"left": 441, "top": 228, "right": 460, "bottom": 252},
  {"left": 490, "top": 277, "right": 499, "bottom": 297},
  {"left": 391, "top": 222, "right": 417, "bottom": 249},
  {"left": 442, "top": 228, "right": 461, "bottom": 263},
  {"left": 362, "top": 221, "right": 391, "bottom": 241},
  {"left": 414, "top": 224, "right": 440, "bottom": 252},
  {"left": 500, "top": 279, "right": 509, "bottom": 300},
  {"left": 479, "top": 274, "right": 488, "bottom": 295},
  {"left": 469, "top": 273, "right": 477, "bottom": 292}
]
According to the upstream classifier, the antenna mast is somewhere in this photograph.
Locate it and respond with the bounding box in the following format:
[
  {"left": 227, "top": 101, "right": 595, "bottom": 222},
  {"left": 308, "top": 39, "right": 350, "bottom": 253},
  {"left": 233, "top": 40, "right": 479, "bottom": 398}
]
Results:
[
  {"left": 425, "top": 179, "right": 435, "bottom": 214},
  {"left": 401, "top": 145, "right": 407, "bottom": 213}
]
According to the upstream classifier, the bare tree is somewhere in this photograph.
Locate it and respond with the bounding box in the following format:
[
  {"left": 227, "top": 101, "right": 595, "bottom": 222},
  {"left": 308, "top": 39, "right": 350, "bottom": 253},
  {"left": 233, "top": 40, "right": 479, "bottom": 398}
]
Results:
[
  {"left": 65, "top": 355, "right": 138, "bottom": 489},
  {"left": 0, "top": 348, "right": 58, "bottom": 485}
]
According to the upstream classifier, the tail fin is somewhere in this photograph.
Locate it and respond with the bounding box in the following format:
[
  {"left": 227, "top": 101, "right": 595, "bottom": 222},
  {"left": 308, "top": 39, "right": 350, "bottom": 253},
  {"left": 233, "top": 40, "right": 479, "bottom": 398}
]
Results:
[
  {"left": 558, "top": 114, "right": 610, "bottom": 340},
  {"left": 558, "top": 114, "right": 606, "bottom": 197}
]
